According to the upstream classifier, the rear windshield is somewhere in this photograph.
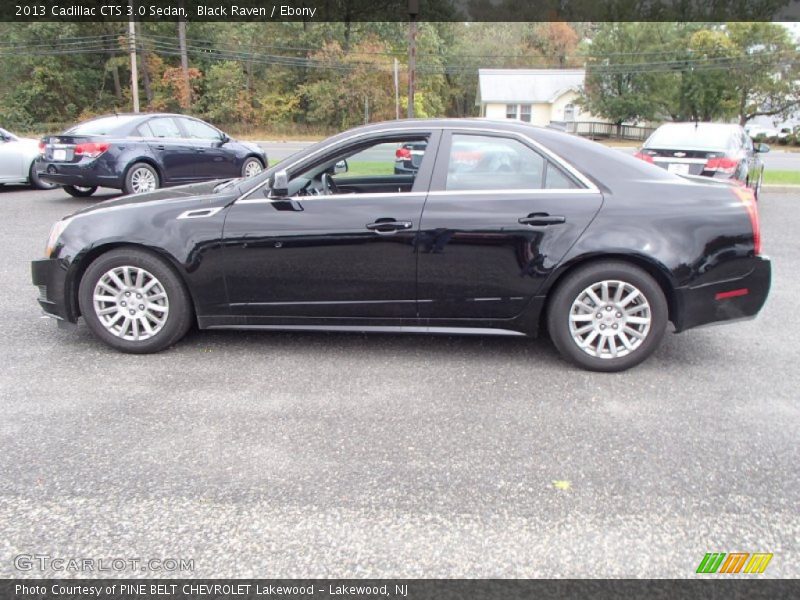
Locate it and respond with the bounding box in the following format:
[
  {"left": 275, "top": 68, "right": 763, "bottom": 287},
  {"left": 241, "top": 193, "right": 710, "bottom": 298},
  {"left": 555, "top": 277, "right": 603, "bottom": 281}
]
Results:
[
  {"left": 66, "top": 116, "right": 140, "bottom": 136},
  {"left": 645, "top": 125, "right": 734, "bottom": 151}
]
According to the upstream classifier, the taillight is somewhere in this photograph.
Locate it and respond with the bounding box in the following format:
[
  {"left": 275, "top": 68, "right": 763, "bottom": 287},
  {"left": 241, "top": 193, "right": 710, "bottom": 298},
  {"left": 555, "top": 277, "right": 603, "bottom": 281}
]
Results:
[
  {"left": 633, "top": 151, "right": 654, "bottom": 164},
  {"left": 705, "top": 157, "right": 738, "bottom": 174},
  {"left": 395, "top": 147, "right": 411, "bottom": 160},
  {"left": 731, "top": 187, "right": 761, "bottom": 255},
  {"left": 38, "top": 141, "right": 45, "bottom": 155},
  {"left": 74, "top": 142, "right": 110, "bottom": 158}
]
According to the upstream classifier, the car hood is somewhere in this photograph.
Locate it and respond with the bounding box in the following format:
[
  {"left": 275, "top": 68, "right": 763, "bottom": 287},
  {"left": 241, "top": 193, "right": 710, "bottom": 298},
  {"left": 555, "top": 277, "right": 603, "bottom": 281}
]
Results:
[
  {"left": 237, "top": 140, "right": 264, "bottom": 153},
  {"left": 70, "top": 179, "right": 236, "bottom": 219}
]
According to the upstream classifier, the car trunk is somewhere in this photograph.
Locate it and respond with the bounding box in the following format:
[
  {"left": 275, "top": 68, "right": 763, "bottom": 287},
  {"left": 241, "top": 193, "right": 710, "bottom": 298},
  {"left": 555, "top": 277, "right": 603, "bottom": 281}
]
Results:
[
  {"left": 40, "top": 135, "right": 100, "bottom": 163},
  {"left": 644, "top": 147, "right": 727, "bottom": 176}
]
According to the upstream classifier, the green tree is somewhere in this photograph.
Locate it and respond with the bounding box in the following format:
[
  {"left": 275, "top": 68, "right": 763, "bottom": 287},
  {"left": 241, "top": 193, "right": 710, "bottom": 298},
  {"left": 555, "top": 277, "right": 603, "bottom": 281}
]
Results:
[
  {"left": 579, "top": 23, "right": 682, "bottom": 129},
  {"left": 726, "top": 22, "right": 800, "bottom": 124}
]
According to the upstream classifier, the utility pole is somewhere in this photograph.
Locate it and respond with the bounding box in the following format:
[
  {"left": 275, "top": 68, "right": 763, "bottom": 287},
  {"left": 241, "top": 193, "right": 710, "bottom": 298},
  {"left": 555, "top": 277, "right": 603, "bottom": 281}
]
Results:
[
  {"left": 407, "top": 0, "right": 418, "bottom": 119},
  {"left": 394, "top": 57, "right": 400, "bottom": 120},
  {"left": 178, "top": 0, "right": 190, "bottom": 107},
  {"left": 128, "top": 0, "right": 139, "bottom": 113}
]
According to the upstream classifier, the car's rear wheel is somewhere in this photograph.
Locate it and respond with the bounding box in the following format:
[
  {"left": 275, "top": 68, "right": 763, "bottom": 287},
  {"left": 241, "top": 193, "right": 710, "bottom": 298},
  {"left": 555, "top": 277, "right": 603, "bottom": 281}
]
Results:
[
  {"left": 78, "top": 248, "right": 193, "bottom": 354},
  {"left": 29, "top": 163, "right": 58, "bottom": 190},
  {"left": 754, "top": 167, "right": 764, "bottom": 201},
  {"left": 64, "top": 185, "right": 97, "bottom": 197},
  {"left": 124, "top": 163, "right": 160, "bottom": 195},
  {"left": 242, "top": 157, "right": 264, "bottom": 178},
  {"left": 547, "top": 261, "right": 668, "bottom": 372}
]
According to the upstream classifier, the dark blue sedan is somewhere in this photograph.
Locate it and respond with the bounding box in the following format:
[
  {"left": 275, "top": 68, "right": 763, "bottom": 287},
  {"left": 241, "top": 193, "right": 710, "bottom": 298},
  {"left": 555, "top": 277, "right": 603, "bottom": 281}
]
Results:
[{"left": 36, "top": 113, "right": 267, "bottom": 197}]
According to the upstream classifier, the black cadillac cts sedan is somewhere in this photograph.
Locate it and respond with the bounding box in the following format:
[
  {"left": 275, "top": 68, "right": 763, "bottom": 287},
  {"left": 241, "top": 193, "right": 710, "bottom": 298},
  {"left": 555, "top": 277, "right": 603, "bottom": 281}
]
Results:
[{"left": 32, "top": 119, "right": 771, "bottom": 371}]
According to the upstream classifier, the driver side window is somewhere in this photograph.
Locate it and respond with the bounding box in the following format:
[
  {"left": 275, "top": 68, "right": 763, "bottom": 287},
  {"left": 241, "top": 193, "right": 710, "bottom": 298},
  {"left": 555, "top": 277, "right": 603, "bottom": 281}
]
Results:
[{"left": 291, "top": 136, "right": 430, "bottom": 197}]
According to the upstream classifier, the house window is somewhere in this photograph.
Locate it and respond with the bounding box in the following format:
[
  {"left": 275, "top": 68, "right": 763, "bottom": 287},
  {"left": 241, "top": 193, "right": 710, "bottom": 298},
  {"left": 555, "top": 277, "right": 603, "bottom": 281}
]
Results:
[
  {"left": 564, "top": 103, "right": 576, "bottom": 122},
  {"left": 505, "top": 104, "right": 518, "bottom": 120},
  {"left": 520, "top": 104, "right": 532, "bottom": 123}
]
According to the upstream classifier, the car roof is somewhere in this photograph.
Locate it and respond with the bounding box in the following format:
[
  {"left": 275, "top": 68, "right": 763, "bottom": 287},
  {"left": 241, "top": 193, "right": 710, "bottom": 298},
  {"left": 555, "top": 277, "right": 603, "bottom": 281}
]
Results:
[
  {"left": 274, "top": 118, "right": 678, "bottom": 189},
  {"left": 654, "top": 122, "right": 741, "bottom": 133}
]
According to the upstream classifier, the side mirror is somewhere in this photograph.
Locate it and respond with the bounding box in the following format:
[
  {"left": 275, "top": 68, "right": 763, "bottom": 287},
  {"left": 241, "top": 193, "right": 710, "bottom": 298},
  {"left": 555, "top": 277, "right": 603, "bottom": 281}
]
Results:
[
  {"left": 756, "top": 143, "right": 770, "bottom": 154},
  {"left": 219, "top": 133, "right": 230, "bottom": 144},
  {"left": 334, "top": 159, "right": 348, "bottom": 174},
  {"left": 268, "top": 169, "right": 289, "bottom": 198}
]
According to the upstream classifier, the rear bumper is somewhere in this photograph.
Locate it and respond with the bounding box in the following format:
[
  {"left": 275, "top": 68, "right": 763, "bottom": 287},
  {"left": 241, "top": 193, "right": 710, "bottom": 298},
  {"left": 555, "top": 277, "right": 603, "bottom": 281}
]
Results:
[
  {"left": 35, "top": 158, "right": 123, "bottom": 189},
  {"left": 31, "top": 257, "right": 76, "bottom": 322},
  {"left": 674, "top": 256, "right": 771, "bottom": 332}
]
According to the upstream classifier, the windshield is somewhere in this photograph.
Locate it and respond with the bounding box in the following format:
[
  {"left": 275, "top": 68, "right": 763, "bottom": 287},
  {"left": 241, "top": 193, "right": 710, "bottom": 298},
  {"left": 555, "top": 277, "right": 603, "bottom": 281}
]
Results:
[
  {"left": 66, "top": 115, "right": 141, "bottom": 136},
  {"left": 645, "top": 125, "right": 734, "bottom": 151}
]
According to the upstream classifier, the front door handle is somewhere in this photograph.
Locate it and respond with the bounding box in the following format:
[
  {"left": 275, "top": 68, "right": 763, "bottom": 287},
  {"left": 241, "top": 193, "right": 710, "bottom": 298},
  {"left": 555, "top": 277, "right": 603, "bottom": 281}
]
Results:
[
  {"left": 366, "top": 219, "right": 413, "bottom": 233},
  {"left": 518, "top": 213, "right": 566, "bottom": 226}
]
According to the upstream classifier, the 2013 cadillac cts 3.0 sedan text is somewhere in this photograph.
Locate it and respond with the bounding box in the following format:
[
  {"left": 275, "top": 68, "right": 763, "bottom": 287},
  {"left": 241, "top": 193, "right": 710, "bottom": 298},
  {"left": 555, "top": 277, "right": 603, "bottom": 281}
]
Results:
[{"left": 32, "top": 119, "right": 771, "bottom": 371}]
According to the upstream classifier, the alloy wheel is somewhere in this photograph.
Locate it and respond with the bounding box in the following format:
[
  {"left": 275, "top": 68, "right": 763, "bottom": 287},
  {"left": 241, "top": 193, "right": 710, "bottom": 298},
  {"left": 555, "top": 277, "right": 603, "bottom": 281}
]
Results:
[
  {"left": 568, "top": 279, "right": 652, "bottom": 359},
  {"left": 92, "top": 266, "right": 169, "bottom": 341},
  {"left": 129, "top": 167, "right": 157, "bottom": 193},
  {"left": 244, "top": 160, "right": 263, "bottom": 178}
]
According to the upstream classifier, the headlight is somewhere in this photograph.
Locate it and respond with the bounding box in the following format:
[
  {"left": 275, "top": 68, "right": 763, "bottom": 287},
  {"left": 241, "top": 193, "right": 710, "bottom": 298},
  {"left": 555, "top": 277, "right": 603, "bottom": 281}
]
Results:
[{"left": 45, "top": 217, "right": 73, "bottom": 258}]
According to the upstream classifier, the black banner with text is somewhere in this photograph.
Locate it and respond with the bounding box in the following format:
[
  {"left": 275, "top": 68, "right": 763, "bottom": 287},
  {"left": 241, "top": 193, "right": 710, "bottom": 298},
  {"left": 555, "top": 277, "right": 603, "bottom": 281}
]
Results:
[{"left": 2, "top": 0, "right": 800, "bottom": 22}]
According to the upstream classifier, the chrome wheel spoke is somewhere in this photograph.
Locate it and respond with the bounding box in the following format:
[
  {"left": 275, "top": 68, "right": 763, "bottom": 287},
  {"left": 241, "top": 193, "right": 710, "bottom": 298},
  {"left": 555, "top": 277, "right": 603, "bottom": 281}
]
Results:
[
  {"left": 586, "top": 288, "right": 603, "bottom": 307},
  {"left": 626, "top": 315, "right": 650, "bottom": 325},
  {"left": 623, "top": 326, "right": 645, "bottom": 340},
  {"left": 613, "top": 281, "right": 625, "bottom": 303},
  {"left": 570, "top": 313, "right": 594, "bottom": 322}
]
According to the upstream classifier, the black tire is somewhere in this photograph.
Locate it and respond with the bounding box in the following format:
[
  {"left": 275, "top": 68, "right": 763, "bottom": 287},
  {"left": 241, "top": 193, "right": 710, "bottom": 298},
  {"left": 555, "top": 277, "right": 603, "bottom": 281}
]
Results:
[
  {"left": 78, "top": 247, "right": 193, "bottom": 354},
  {"left": 123, "top": 162, "right": 160, "bottom": 195},
  {"left": 241, "top": 156, "right": 264, "bottom": 178},
  {"left": 547, "top": 261, "right": 668, "bottom": 372},
  {"left": 754, "top": 166, "right": 764, "bottom": 201},
  {"left": 64, "top": 184, "right": 97, "bottom": 197},
  {"left": 29, "top": 163, "right": 58, "bottom": 190}
]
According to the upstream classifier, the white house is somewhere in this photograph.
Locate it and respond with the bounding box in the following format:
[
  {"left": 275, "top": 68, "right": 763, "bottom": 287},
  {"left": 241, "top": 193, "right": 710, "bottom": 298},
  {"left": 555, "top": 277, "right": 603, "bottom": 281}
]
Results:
[{"left": 477, "top": 68, "right": 599, "bottom": 127}]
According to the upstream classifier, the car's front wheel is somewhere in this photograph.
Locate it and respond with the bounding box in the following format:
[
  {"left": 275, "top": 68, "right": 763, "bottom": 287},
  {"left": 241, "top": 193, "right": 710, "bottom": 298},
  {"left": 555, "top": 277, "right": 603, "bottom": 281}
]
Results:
[
  {"left": 547, "top": 261, "right": 668, "bottom": 372},
  {"left": 124, "top": 163, "right": 160, "bottom": 195},
  {"left": 78, "top": 248, "right": 193, "bottom": 353},
  {"left": 64, "top": 185, "right": 97, "bottom": 197},
  {"left": 242, "top": 157, "right": 264, "bottom": 178}
]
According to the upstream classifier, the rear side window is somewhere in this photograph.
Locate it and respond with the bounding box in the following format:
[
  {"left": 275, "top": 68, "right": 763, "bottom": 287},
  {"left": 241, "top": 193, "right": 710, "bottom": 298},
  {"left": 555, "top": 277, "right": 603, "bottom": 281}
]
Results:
[
  {"left": 146, "top": 118, "right": 182, "bottom": 138},
  {"left": 445, "top": 134, "right": 578, "bottom": 191},
  {"left": 66, "top": 115, "right": 139, "bottom": 135},
  {"left": 545, "top": 163, "right": 579, "bottom": 189}
]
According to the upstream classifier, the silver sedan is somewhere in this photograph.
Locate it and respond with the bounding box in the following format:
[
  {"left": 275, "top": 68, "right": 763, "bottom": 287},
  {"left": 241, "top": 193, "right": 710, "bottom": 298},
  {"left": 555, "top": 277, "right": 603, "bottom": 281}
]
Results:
[{"left": 0, "top": 127, "right": 57, "bottom": 189}]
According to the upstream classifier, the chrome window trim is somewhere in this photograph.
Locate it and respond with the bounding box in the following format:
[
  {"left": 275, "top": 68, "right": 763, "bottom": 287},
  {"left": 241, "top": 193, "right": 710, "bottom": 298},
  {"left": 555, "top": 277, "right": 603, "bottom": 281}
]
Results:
[
  {"left": 428, "top": 188, "right": 599, "bottom": 196},
  {"left": 237, "top": 192, "right": 427, "bottom": 205},
  {"left": 236, "top": 125, "right": 599, "bottom": 203}
]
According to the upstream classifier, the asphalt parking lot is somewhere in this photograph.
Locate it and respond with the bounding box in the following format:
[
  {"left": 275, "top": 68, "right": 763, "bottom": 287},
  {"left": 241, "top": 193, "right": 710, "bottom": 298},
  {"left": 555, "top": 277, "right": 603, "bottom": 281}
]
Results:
[{"left": 0, "top": 185, "right": 798, "bottom": 578}]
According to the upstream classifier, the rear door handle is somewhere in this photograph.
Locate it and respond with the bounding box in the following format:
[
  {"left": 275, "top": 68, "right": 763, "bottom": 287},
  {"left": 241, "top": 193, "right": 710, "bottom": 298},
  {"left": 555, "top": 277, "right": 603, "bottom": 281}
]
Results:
[
  {"left": 155, "top": 145, "right": 165, "bottom": 150},
  {"left": 518, "top": 213, "right": 566, "bottom": 226},
  {"left": 366, "top": 219, "right": 413, "bottom": 233}
]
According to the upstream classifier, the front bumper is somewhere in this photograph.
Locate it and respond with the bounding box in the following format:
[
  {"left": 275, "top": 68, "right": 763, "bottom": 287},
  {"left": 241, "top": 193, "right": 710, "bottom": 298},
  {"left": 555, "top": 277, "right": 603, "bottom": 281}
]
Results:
[
  {"left": 674, "top": 256, "right": 771, "bottom": 332},
  {"left": 31, "top": 258, "right": 76, "bottom": 323}
]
